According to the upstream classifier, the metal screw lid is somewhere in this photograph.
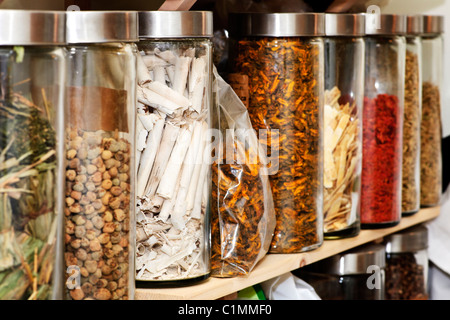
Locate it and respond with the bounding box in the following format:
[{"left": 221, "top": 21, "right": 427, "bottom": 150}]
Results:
[
  {"left": 325, "top": 13, "right": 365, "bottom": 36},
  {"left": 364, "top": 13, "right": 407, "bottom": 35},
  {"left": 308, "top": 244, "right": 386, "bottom": 276},
  {"left": 229, "top": 12, "right": 325, "bottom": 37},
  {"left": 66, "top": 11, "right": 138, "bottom": 44},
  {"left": 138, "top": 11, "right": 213, "bottom": 38},
  {"left": 384, "top": 225, "right": 428, "bottom": 253},
  {"left": 0, "top": 10, "right": 66, "bottom": 45},
  {"left": 406, "top": 15, "right": 423, "bottom": 35},
  {"left": 422, "top": 15, "right": 444, "bottom": 35}
]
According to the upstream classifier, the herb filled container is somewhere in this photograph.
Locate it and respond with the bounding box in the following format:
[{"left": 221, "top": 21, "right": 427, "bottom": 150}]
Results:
[
  {"left": 294, "top": 243, "right": 386, "bottom": 300},
  {"left": 228, "top": 13, "right": 325, "bottom": 253},
  {"left": 384, "top": 224, "right": 429, "bottom": 300},
  {"left": 402, "top": 15, "right": 422, "bottom": 216},
  {"left": 361, "top": 14, "right": 406, "bottom": 228},
  {"left": 323, "top": 13, "right": 364, "bottom": 239},
  {"left": 420, "top": 15, "right": 444, "bottom": 208},
  {"left": 0, "top": 10, "right": 66, "bottom": 301},
  {"left": 134, "top": 11, "right": 213, "bottom": 286},
  {"left": 64, "top": 11, "right": 138, "bottom": 300}
]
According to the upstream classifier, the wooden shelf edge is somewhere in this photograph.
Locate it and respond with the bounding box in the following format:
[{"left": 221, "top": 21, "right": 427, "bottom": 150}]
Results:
[{"left": 135, "top": 206, "right": 440, "bottom": 300}]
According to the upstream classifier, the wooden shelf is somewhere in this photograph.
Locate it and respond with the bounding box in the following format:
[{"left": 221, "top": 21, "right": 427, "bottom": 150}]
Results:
[{"left": 135, "top": 206, "right": 440, "bottom": 300}]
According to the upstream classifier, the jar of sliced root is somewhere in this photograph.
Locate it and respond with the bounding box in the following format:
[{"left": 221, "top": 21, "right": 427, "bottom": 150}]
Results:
[
  {"left": 64, "top": 11, "right": 138, "bottom": 300},
  {"left": 134, "top": 11, "right": 213, "bottom": 285},
  {"left": 323, "top": 13, "right": 365, "bottom": 239}
]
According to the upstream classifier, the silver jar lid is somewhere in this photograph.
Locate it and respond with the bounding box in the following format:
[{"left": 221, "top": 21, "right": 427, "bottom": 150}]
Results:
[
  {"left": 0, "top": 10, "right": 65, "bottom": 45},
  {"left": 311, "top": 244, "right": 386, "bottom": 276},
  {"left": 325, "top": 13, "right": 365, "bottom": 36},
  {"left": 66, "top": 11, "right": 138, "bottom": 44},
  {"left": 423, "top": 15, "right": 444, "bottom": 35},
  {"left": 385, "top": 225, "right": 428, "bottom": 253},
  {"left": 229, "top": 12, "right": 325, "bottom": 37},
  {"left": 365, "top": 13, "right": 406, "bottom": 35},
  {"left": 138, "top": 11, "right": 213, "bottom": 38},
  {"left": 406, "top": 15, "right": 423, "bottom": 35}
]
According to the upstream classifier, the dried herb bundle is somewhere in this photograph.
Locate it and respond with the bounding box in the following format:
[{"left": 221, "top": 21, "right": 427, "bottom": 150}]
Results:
[
  {"left": 211, "top": 138, "right": 268, "bottom": 277},
  {"left": 420, "top": 81, "right": 442, "bottom": 206},
  {"left": 323, "top": 86, "right": 360, "bottom": 234},
  {"left": 0, "top": 90, "right": 57, "bottom": 300},
  {"left": 402, "top": 50, "right": 421, "bottom": 213},
  {"left": 230, "top": 37, "right": 323, "bottom": 253}
]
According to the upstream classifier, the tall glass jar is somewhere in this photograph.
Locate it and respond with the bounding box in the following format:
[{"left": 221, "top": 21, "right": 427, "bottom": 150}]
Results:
[
  {"left": 294, "top": 243, "right": 386, "bottom": 300},
  {"left": 420, "top": 15, "right": 444, "bottom": 208},
  {"left": 384, "top": 224, "right": 429, "bottom": 300},
  {"left": 361, "top": 14, "right": 406, "bottom": 228},
  {"left": 323, "top": 13, "right": 364, "bottom": 239},
  {"left": 402, "top": 16, "right": 422, "bottom": 216},
  {"left": 134, "top": 11, "right": 213, "bottom": 286},
  {"left": 0, "top": 10, "right": 66, "bottom": 300},
  {"left": 228, "top": 13, "right": 324, "bottom": 253},
  {"left": 64, "top": 11, "right": 138, "bottom": 300}
]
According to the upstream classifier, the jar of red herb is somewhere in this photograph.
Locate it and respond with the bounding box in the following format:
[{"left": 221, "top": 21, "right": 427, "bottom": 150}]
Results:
[{"left": 361, "top": 14, "right": 406, "bottom": 228}]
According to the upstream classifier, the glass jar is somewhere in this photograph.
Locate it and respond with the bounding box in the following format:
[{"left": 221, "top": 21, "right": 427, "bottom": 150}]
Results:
[
  {"left": 294, "top": 243, "right": 386, "bottom": 300},
  {"left": 323, "top": 13, "right": 364, "bottom": 239},
  {"left": 64, "top": 11, "right": 138, "bottom": 300},
  {"left": 361, "top": 14, "right": 406, "bottom": 228},
  {"left": 402, "top": 16, "right": 422, "bottom": 216},
  {"left": 420, "top": 15, "right": 444, "bottom": 207},
  {"left": 0, "top": 10, "right": 66, "bottom": 300},
  {"left": 228, "top": 13, "right": 324, "bottom": 253},
  {"left": 134, "top": 11, "right": 213, "bottom": 286},
  {"left": 384, "top": 224, "right": 429, "bottom": 300}
]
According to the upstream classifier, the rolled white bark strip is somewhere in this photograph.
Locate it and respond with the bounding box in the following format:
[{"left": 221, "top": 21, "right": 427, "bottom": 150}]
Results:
[
  {"left": 142, "top": 54, "right": 169, "bottom": 68},
  {"left": 137, "top": 117, "right": 165, "bottom": 197},
  {"left": 138, "top": 113, "right": 159, "bottom": 132},
  {"left": 172, "top": 56, "right": 191, "bottom": 95},
  {"left": 136, "top": 127, "right": 148, "bottom": 152},
  {"left": 159, "top": 171, "right": 182, "bottom": 222},
  {"left": 144, "top": 122, "right": 180, "bottom": 197},
  {"left": 189, "top": 57, "right": 205, "bottom": 93},
  {"left": 171, "top": 121, "right": 203, "bottom": 224},
  {"left": 155, "top": 48, "right": 177, "bottom": 65},
  {"left": 166, "top": 65, "right": 175, "bottom": 86},
  {"left": 153, "top": 65, "right": 166, "bottom": 84},
  {"left": 190, "top": 75, "right": 205, "bottom": 114},
  {"left": 156, "top": 125, "right": 193, "bottom": 200},
  {"left": 140, "top": 86, "right": 182, "bottom": 114},
  {"left": 146, "top": 80, "right": 190, "bottom": 109},
  {"left": 137, "top": 54, "right": 152, "bottom": 85},
  {"left": 185, "top": 121, "right": 208, "bottom": 213},
  {"left": 191, "top": 158, "right": 208, "bottom": 220}
]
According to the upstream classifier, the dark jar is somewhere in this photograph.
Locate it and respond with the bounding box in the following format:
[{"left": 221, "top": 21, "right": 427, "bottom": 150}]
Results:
[
  {"left": 294, "top": 243, "right": 386, "bottom": 300},
  {"left": 384, "top": 224, "right": 429, "bottom": 300},
  {"left": 361, "top": 14, "right": 406, "bottom": 228}
]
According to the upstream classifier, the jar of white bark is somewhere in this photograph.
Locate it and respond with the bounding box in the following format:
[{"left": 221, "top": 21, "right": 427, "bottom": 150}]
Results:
[{"left": 135, "top": 11, "right": 213, "bottom": 286}]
